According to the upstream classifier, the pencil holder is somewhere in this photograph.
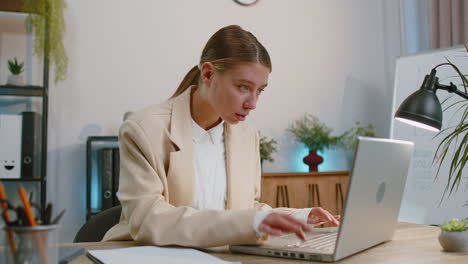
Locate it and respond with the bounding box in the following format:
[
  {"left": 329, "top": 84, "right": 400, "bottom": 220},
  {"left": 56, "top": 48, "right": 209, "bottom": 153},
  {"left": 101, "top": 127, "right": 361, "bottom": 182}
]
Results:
[{"left": 3, "top": 225, "right": 59, "bottom": 264}]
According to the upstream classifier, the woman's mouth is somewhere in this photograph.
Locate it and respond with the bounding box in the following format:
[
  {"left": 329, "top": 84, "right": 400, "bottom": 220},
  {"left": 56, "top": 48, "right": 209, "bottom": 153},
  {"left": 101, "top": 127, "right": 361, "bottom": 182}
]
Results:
[{"left": 235, "top": 113, "right": 246, "bottom": 121}]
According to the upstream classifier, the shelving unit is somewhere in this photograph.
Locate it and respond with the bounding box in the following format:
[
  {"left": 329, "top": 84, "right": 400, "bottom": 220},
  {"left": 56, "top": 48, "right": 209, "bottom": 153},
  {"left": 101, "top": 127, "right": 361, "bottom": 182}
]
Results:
[
  {"left": 86, "top": 136, "right": 119, "bottom": 220},
  {"left": 0, "top": 2, "right": 50, "bottom": 212}
]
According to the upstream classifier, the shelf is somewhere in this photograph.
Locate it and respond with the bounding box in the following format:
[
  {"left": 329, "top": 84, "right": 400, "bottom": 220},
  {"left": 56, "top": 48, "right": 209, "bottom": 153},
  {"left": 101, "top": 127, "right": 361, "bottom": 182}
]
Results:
[
  {"left": 0, "top": 85, "right": 44, "bottom": 96},
  {"left": 0, "top": 178, "right": 43, "bottom": 182},
  {"left": 0, "top": 0, "right": 25, "bottom": 13},
  {"left": 88, "top": 136, "right": 119, "bottom": 142}
]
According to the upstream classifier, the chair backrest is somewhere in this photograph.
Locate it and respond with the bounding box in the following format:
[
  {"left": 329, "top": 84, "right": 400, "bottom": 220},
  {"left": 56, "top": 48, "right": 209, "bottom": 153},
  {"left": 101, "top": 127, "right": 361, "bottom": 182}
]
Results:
[{"left": 74, "top": 205, "right": 122, "bottom": 243}]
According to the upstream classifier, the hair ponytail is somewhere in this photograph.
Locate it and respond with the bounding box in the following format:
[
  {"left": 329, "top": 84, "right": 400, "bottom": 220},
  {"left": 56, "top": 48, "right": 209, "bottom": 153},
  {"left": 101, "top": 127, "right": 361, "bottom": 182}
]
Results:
[{"left": 171, "top": 65, "right": 200, "bottom": 98}]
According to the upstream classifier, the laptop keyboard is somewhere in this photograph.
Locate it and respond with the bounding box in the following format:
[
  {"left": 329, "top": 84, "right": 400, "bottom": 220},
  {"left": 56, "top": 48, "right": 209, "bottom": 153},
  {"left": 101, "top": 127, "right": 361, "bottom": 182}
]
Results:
[{"left": 284, "top": 233, "right": 337, "bottom": 251}]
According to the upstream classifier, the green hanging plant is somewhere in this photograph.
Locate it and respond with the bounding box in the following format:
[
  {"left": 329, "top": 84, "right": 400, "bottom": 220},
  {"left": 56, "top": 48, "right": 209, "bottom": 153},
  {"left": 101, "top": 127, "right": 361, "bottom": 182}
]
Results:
[{"left": 23, "top": 0, "right": 68, "bottom": 83}]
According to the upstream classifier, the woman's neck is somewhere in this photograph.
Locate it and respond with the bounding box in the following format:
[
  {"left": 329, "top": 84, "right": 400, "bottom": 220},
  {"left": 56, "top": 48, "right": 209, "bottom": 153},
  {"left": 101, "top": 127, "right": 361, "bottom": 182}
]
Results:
[{"left": 190, "top": 86, "right": 222, "bottom": 130}]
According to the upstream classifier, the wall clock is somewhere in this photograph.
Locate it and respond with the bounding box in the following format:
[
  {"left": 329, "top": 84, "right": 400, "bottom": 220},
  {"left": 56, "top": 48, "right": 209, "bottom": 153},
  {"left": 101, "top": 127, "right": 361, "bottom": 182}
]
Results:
[{"left": 233, "top": 0, "right": 259, "bottom": 6}]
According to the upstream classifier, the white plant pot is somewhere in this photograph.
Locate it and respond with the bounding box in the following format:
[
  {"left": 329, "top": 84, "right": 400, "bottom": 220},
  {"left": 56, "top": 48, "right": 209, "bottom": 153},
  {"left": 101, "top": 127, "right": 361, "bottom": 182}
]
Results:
[
  {"left": 438, "top": 229, "right": 468, "bottom": 252},
  {"left": 6, "top": 75, "right": 24, "bottom": 86}
]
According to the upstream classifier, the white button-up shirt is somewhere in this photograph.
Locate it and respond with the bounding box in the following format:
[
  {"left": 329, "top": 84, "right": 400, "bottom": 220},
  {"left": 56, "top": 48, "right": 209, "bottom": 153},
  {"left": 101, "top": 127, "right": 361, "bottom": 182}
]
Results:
[
  {"left": 191, "top": 118, "right": 311, "bottom": 234},
  {"left": 191, "top": 119, "right": 227, "bottom": 210}
]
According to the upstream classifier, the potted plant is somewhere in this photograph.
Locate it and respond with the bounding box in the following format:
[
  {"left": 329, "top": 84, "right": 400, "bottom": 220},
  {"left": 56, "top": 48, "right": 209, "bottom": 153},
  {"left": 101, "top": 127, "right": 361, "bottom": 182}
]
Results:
[
  {"left": 434, "top": 44, "right": 467, "bottom": 204},
  {"left": 340, "top": 121, "right": 375, "bottom": 152},
  {"left": 438, "top": 218, "right": 468, "bottom": 252},
  {"left": 23, "top": 0, "right": 68, "bottom": 83},
  {"left": 431, "top": 44, "right": 468, "bottom": 251},
  {"left": 259, "top": 133, "right": 277, "bottom": 167},
  {"left": 6, "top": 57, "right": 25, "bottom": 86},
  {"left": 287, "top": 114, "right": 341, "bottom": 172}
]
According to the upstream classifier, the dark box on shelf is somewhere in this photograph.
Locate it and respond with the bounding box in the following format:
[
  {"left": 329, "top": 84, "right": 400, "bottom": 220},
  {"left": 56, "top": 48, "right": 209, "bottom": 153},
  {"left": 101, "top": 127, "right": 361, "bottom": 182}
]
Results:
[{"left": 21, "top": 111, "right": 42, "bottom": 179}]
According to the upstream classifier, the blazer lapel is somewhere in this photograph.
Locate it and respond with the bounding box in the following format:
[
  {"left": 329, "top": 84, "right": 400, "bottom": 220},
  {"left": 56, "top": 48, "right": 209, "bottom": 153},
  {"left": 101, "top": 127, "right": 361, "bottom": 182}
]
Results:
[
  {"left": 225, "top": 123, "right": 251, "bottom": 210},
  {"left": 166, "top": 88, "right": 196, "bottom": 207}
]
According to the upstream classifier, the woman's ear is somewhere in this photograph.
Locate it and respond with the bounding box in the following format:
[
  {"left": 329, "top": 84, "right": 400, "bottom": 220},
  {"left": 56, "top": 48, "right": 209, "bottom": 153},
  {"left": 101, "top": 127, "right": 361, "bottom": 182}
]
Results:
[{"left": 200, "top": 62, "right": 215, "bottom": 87}]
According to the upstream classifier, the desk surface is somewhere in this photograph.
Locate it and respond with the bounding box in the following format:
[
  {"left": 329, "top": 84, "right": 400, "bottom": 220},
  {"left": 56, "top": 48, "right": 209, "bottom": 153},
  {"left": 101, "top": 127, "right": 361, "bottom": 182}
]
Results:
[{"left": 66, "top": 223, "right": 468, "bottom": 263}]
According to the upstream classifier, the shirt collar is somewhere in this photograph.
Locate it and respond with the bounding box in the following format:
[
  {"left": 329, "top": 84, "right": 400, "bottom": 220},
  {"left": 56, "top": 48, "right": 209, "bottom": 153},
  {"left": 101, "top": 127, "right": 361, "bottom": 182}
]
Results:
[{"left": 191, "top": 118, "right": 224, "bottom": 144}]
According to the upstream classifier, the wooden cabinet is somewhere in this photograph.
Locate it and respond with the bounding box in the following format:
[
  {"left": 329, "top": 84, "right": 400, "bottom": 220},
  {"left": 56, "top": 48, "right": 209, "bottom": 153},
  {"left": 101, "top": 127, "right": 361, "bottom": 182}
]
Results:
[{"left": 261, "top": 171, "right": 350, "bottom": 215}]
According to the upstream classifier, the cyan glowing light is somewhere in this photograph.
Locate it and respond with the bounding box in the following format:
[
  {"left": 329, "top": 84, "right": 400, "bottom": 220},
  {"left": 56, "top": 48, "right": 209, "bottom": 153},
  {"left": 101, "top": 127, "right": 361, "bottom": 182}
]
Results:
[
  {"left": 292, "top": 145, "right": 350, "bottom": 172},
  {"left": 292, "top": 146, "right": 309, "bottom": 172},
  {"left": 319, "top": 151, "right": 338, "bottom": 172},
  {"left": 91, "top": 157, "right": 100, "bottom": 210},
  {"left": 292, "top": 146, "right": 333, "bottom": 172}
]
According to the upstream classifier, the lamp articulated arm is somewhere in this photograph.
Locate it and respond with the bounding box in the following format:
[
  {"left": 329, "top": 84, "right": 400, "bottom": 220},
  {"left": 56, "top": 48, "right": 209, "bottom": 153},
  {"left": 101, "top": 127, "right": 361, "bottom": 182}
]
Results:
[{"left": 430, "top": 63, "right": 468, "bottom": 100}]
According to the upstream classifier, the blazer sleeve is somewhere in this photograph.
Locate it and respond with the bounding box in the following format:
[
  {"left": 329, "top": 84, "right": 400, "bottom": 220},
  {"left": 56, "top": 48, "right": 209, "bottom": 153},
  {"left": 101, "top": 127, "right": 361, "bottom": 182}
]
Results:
[{"left": 117, "top": 120, "right": 259, "bottom": 248}]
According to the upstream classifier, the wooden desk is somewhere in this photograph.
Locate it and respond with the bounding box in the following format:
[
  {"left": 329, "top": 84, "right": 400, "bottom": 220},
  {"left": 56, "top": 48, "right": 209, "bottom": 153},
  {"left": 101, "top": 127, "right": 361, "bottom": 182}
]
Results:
[{"left": 66, "top": 223, "right": 468, "bottom": 263}]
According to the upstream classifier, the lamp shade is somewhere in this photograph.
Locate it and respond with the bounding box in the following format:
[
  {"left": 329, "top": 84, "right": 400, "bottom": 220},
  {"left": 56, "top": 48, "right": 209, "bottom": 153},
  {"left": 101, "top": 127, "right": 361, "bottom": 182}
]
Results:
[{"left": 394, "top": 88, "right": 442, "bottom": 132}]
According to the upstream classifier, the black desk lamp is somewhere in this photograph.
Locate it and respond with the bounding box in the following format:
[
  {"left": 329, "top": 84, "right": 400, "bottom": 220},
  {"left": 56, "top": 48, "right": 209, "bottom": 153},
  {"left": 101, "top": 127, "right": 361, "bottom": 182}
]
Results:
[{"left": 394, "top": 63, "right": 468, "bottom": 132}]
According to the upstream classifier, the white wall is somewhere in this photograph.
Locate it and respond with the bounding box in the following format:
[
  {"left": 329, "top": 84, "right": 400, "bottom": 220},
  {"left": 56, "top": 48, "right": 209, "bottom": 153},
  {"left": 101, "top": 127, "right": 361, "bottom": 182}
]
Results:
[{"left": 2, "top": 0, "right": 403, "bottom": 242}]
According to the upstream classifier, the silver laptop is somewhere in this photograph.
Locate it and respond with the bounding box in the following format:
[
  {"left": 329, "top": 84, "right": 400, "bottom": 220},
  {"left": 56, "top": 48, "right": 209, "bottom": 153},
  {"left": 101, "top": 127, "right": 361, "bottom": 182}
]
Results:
[{"left": 230, "top": 137, "right": 414, "bottom": 262}]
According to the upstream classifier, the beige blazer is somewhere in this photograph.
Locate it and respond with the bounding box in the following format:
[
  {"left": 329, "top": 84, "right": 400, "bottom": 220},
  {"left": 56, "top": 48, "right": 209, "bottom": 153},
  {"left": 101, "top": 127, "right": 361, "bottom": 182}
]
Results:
[{"left": 103, "top": 88, "right": 291, "bottom": 248}]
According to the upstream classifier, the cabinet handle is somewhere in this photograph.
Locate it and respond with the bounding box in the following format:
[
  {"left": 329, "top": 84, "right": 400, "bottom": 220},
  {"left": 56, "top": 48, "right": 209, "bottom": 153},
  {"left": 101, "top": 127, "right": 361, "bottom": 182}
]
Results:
[
  {"left": 284, "top": 186, "right": 290, "bottom": 207},
  {"left": 335, "top": 183, "right": 344, "bottom": 215},
  {"left": 308, "top": 184, "right": 321, "bottom": 208},
  {"left": 275, "top": 185, "right": 290, "bottom": 207}
]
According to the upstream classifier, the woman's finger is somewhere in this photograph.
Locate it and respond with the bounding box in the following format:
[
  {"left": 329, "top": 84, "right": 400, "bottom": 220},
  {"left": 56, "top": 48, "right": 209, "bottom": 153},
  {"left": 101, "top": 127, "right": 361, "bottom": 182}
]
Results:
[
  {"left": 318, "top": 208, "right": 339, "bottom": 225},
  {"left": 272, "top": 215, "right": 307, "bottom": 240},
  {"left": 261, "top": 213, "right": 308, "bottom": 240},
  {"left": 309, "top": 208, "right": 340, "bottom": 226},
  {"left": 258, "top": 223, "right": 283, "bottom": 236}
]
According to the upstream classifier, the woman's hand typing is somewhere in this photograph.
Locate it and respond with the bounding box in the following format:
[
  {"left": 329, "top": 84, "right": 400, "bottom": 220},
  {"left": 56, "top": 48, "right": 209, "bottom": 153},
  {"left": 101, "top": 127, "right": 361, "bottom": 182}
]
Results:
[
  {"left": 258, "top": 212, "right": 310, "bottom": 240},
  {"left": 307, "top": 207, "right": 340, "bottom": 226}
]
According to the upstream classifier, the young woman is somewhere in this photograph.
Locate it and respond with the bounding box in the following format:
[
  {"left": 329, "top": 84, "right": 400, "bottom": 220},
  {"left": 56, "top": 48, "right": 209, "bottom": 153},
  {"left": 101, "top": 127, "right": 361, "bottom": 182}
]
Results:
[{"left": 103, "top": 25, "right": 339, "bottom": 248}]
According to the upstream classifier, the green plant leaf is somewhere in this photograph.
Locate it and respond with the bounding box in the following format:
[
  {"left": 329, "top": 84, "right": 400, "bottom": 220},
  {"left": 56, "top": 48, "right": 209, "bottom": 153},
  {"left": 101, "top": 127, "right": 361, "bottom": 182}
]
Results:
[
  {"left": 23, "top": 0, "right": 68, "bottom": 83},
  {"left": 287, "top": 114, "right": 342, "bottom": 151},
  {"left": 339, "top": 121, "right": 375, "bottom": 151},
  {"left": 259, "top": 133, "right": 278, "bottom": 163},
  {"left": 434, "top": 97, "right": 467, "bottom": 202},
  {"left": 439, "top": 218, "right": 468, "bottom": 231},
  {"left": 7, "top": 57, "right": 24, "bottom": 75}
]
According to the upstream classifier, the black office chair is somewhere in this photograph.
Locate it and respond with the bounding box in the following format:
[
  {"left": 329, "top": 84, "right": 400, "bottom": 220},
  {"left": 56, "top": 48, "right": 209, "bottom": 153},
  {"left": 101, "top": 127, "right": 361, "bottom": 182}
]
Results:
[{"left": 74, "top": 205, "right": 122, "bottom": 242}]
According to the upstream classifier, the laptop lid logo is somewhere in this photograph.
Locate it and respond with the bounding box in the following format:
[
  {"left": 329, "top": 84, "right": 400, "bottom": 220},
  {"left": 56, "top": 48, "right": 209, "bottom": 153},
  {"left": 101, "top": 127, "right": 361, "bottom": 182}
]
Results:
[{"left": 376, "top": 182, "right": 386, "bottom": 203}]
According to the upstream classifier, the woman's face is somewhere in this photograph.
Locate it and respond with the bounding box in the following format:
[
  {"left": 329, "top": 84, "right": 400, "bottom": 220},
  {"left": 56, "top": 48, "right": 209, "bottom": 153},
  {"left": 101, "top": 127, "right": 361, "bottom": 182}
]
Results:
[{"left": 201, "top": 62, "right": 270, "bottom": 125}]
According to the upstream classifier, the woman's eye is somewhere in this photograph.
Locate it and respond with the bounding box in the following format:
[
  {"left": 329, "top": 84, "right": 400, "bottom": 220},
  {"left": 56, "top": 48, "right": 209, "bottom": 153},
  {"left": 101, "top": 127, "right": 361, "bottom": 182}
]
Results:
[
  {"left": 257, "top": 89, "right": 265, "bottom": 94},
  {"left": 239, "top": 85, "right": 249, "bottom": 91}
]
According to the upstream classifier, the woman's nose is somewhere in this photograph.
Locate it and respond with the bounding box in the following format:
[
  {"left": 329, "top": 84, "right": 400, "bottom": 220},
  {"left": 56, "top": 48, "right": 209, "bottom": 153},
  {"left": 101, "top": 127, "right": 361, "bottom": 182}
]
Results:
[{"left": 244, "top": 95, "right": 257, "bottom": 110}]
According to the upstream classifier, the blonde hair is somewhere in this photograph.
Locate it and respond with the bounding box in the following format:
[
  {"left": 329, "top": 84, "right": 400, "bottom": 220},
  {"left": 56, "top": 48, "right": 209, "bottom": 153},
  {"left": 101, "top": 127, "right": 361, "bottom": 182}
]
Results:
[{"left": 171, "top": 25, "right": 272, "bottom": 98}]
